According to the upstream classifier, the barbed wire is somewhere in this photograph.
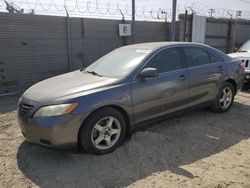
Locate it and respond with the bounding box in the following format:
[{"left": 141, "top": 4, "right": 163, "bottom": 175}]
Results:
[{"left": 1, "top": 0, "right": 250, "bottom": 21}]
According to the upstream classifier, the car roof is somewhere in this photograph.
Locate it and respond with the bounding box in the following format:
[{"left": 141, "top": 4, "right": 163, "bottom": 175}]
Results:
[
  {"left": 120, "top": 41, "right": 232, "bottom": 62},
  {"left": 122, "top": 41, "right": 209, "bottom": 50}
]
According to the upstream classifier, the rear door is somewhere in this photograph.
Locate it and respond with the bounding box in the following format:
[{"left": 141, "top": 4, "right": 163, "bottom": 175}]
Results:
[
  {"left": 182, "top": 46, "right": 225, "bottom": 107},
  {"left": 131, "top": 47, "right": 189, "bottom": 124}
]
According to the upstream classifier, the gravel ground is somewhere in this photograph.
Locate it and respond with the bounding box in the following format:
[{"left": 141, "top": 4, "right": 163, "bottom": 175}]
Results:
[{"left": 0, "top": 91, "right": 250, "bottom": 188}]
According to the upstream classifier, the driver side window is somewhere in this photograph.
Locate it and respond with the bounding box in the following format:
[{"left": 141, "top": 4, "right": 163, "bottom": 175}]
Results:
[{"left": 145, "top": 47, "right": 183, "bottom": 74}]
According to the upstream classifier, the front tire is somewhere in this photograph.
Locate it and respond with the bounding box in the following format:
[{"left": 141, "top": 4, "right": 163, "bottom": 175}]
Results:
[
  {"left": 211, "top": 82, "right": 235, "bottom": 113},
  {"left": 79, "top": 107, "right": 126, "bottom": 155}
]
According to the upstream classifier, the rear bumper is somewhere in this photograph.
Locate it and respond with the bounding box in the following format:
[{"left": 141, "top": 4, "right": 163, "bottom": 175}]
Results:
[{"left": 18, "top": 114, "right": 83, "bottom": 149}]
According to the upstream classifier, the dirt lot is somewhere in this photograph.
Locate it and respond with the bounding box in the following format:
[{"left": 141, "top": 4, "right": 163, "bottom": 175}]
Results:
[{"left": 0, "top": 91, "right": 250, "bottom": 188}]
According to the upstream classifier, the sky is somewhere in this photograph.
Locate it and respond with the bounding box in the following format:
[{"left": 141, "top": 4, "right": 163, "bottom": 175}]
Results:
[
  {"left": 1, "top": 0, "right": 250, "bottom": 20},
  {"left": 150, "top": 0, "right": 250, "bottom": 11}
]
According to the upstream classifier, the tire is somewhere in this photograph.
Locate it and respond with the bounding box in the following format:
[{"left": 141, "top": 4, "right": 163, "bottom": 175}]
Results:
[
  {"left": 79, "top": 107, "right": 126, "bottom": 155},
  {"left": 210, "top": 82, "right": 235, "bottom": 113},
  {"left": 243, "top": 81, "right": 250, "bottom": 90}
]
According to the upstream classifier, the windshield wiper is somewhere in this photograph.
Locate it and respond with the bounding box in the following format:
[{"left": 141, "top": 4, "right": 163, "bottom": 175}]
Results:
[
  {"left": 85, "top": 70, "right": 102, "bottom": 77},
  {"left": 238, "top": 50, "right": 248, "bottom": 52}
]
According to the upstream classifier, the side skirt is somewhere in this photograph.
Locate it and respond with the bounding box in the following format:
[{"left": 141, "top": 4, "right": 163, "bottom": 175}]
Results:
[{"left": 129, "top": 101, "right": 213, "bottom": 134}]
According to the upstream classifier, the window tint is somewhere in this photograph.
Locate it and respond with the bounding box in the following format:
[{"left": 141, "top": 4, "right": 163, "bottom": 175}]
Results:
[
  {"left": 145, "top": 47, "right": 183, "bottom": 73},
  {"left": 209, "top": 53, "right": 221, "bottom": 63},
  {"left": 183, "top": 47, "right": 210, "bottom": 67}
]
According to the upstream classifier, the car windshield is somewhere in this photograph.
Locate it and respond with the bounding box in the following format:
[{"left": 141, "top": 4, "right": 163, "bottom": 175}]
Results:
[
  {"left": 85, "top": 48, "right": 152, "bottom": 78},
  {"left": 238, "top": 40, "right": 250, "bottom": 52}
]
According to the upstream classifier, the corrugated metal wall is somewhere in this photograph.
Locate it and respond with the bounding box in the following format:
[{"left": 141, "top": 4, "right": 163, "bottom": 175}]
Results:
[
  {"left": 3, "top": 12, "right": 250, "bottom": 95},
  {"left": 205, "top": 18, "right": 250, "bottom": 52},
  {"left": 234, "top": 20, "right": 250, "bottom": 46},
  {"left": 179, "top": 15, "right": 250, "bottom": 53},
  {"left": 0, "top": 13, "right": 69, "bottom": 94},
  {"left": 81, "top": 18, "right": 169, "bottom": 66},
  {"left": 205, "top": 18, "right": 231, "bottom": 52},
  {"left": 0, "top": 13, "right": 168, "bottom": 95},
  {"left": 81, "top": 18, "right": 125, "bottom": 67}
]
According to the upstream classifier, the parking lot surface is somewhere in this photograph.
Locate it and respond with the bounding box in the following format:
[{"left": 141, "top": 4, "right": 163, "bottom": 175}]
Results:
[{"left": 0, "top": 92, "right": 250, "bottom": 188}]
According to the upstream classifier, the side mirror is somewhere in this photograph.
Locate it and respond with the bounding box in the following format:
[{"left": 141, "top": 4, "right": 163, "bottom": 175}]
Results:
[{"left": 139, "top": 67, "right": 158, "bottom": 78}]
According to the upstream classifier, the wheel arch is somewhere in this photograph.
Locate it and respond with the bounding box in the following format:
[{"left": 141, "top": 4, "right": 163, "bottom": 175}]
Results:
[
  {"left": 224, "top": 79, "right": 237, "bottom": 95},
  {"left": 77, "top": 104, "right": 131, "bottom": 147}
]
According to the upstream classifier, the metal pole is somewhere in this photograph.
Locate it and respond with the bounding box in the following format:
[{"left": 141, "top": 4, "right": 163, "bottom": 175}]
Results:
[
  {"left": 232, "top": 15, "right": 238, "bottom": 52},
  {"left": 64, "top": 6, "right": 72, "bottom": 72},
  {"left": 131, "top": 0, "right": 135, "bottom": 44},
  {"left": 120, "top": 9, "right": 126, "bottom": 46},
  {"left": 183, "top": 10, "right": 188, "bottom": 41},
  {"left": 171, "top": 0, "right": 177, "bottom": 41}
]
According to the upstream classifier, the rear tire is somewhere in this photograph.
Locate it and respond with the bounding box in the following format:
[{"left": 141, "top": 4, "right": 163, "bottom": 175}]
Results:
[
  {"left": 210, "top": 82, "right": 235, "bottom": 113},
  {"left": 79, "top": 107, "right": 126, "bottom": 155}
]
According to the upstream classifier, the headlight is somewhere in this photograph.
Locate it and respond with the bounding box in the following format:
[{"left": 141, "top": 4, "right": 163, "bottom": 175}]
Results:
[
  {"left": 33, "top": 103, "right": 78, "bottom": 117},
  {"left": 18, "top": 97, "right": 22, "bottom": 106}
]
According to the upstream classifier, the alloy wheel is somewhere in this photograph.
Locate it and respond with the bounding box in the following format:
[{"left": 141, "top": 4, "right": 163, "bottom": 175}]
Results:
[
  {"left": 219, "top": 86, "right": 233, "bottom": 110},
  {"left": 91, "top": 116, "right": 121, "bottom": 150}
]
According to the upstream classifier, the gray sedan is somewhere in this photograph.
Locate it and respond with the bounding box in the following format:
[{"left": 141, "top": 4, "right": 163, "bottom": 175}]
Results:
[{"left": 18, "top": 42, "right": 245, "bottom": 154}]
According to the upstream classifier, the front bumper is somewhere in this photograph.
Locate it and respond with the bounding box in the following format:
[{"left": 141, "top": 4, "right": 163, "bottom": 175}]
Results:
[
  {"left": 18, "top": 113, "right": 83, "bottom": 149},
  {"left": 245, "top": 73, "right": 250, "bottom": 82}
]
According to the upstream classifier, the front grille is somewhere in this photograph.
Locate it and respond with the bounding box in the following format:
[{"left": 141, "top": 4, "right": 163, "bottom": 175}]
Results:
[
  {"left": 18, "top": 103, "right": 34, "bottom": 116},
  {"left": 245, "top": 60, "right": 249, "bottom": 68},
  {"left": 242, "top": 59, "right": 250, "bottom": 68}
]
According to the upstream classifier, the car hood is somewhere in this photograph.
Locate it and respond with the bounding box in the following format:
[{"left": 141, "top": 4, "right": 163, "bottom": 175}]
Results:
[
  {"left": 228, "top": 52, "right": 250, "bottom": 58},
  {"left": 22, "top": 70, "right": 118, "bottom": 104}
]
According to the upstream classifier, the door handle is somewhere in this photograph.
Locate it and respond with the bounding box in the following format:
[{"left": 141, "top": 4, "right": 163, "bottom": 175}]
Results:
[
  {"left": 179, "top": 75, "right": 186, "bottom": 81},
  {"left": 218, "top": 65, "right": 224, "bottom": 71}
]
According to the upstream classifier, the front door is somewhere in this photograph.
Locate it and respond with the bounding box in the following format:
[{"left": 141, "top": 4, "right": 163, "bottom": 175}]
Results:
[{"left": 131, "top": 47, "right": 189, "bottom": 124}]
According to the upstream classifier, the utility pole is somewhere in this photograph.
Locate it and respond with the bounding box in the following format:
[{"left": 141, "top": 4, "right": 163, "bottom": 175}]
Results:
[
  {"left": 208, "top": 9, "right": 215, "bottom": 17},
  {"left": 131, "top": 0, "right": 135, "bottom": 44},
  {"left": 171, "top": 0, "right": 177, "bottom": 41}
]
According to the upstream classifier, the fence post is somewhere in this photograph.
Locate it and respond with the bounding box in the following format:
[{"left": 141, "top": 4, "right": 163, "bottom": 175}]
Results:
[
  {"left": 131, "top": 0, "right": 135, "bottom": 44},
  {"left": 189, "top": 14, "right": 193, "bottom": 42},
  {"left": 183, "top": 10, "right": 188, "bottom": 41},
  {"left": 227, "top": 20, "right": 233, "bottom": 53},
  {"left": 65, "top": 6, "right": 73, "bottom": 72},
  {"left": 80, "top": 18, "right": 86, "bottom": 68},
  {"left": 120, "top": 10, "right": 126, "bottom": 46}
]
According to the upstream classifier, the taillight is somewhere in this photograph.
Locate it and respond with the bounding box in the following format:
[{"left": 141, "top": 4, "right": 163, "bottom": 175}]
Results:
[{"left": 240, "top": 62, "right": 245, "bottom": 69}]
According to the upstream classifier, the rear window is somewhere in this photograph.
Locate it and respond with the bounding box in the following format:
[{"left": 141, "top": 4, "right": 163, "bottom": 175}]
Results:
[
  {"left": 183, "top": 47, "right": 210, "bottom": 67},
  {"left": 209, "top": 53, "right": 222, "bottom": 63}
]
